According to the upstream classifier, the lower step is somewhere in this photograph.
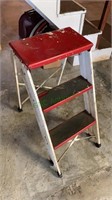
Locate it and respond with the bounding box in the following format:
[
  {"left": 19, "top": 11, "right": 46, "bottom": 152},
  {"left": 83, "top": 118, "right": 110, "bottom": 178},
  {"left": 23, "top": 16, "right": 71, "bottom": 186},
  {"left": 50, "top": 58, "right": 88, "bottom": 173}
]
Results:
[{"left": 50, "top": 110, "right": 96, "bottom": 149}]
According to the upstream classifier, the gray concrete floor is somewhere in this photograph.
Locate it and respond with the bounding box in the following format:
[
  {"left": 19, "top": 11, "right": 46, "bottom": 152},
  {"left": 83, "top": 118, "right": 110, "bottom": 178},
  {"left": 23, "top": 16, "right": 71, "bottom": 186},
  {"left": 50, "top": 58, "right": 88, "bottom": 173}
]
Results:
[{"left": 0, "top": 1, "right": 112, "bottom": 200}]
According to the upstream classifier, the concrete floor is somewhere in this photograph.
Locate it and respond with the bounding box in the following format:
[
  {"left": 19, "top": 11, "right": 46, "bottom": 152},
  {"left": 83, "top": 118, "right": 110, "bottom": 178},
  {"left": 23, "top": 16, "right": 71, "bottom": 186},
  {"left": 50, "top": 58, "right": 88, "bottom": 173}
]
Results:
[{"left": 0, "top": 1, "right": 112, "bottom": 200}]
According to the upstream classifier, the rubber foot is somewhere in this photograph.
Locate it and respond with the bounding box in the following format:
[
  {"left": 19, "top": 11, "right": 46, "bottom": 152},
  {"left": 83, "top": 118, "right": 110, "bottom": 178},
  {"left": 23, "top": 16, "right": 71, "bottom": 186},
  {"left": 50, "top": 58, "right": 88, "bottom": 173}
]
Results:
[
  {"left": 57, "top": 171, "right": 63, "bottom": 178},
  {"left": 49, "top": 159, "right": 54, "bottom": 166},
  {"left": 95, "top": 143, "right": 101, "bottom": 148},
  {"left": 85, "top": 132, "right": 91, "bottom": 137},
  {"left": 17, "top": 107, "right": 23, "bottom": 112}
]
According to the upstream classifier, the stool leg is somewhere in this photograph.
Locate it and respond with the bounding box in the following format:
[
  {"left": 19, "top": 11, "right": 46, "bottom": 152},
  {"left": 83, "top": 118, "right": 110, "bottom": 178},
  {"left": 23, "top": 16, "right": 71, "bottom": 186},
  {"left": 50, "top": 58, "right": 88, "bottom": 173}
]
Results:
[
  {"left": 79, "top": 51, "right": 101, "bottom": 147},
  {"left": 57, "top": 58, "right": 67, "bottom": 85},
  {"left": 21, "top": 64, "right": 62, "bottom": 176},
  {"left": 12, "top": 54, "right": 22, "bottom": 111}
]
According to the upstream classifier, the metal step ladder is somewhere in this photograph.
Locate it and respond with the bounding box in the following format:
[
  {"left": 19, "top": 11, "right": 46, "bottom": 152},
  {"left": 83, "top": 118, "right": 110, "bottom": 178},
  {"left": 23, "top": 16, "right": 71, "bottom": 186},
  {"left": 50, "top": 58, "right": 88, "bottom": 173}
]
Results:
[{"left": 9, "top": 27, "right": 101, "bottom": 177}]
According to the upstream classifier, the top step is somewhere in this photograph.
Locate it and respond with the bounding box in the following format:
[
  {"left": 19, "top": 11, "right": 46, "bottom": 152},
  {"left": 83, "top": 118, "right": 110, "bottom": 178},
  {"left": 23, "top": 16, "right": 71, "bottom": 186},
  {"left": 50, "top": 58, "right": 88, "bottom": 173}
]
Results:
[
  {"left": 59, "top": 0, "right": 86, "bottom": 15},
  {"left": 9, "top": 27, "right": 93, "bottom": 70}
]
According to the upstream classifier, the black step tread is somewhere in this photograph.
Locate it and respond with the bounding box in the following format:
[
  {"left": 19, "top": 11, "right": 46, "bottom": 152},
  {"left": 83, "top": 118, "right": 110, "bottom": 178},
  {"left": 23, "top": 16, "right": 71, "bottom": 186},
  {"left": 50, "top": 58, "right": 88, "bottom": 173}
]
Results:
[
  {"left": 40, "top": 76, "right": 92, "bottom": 112},
  {"left": 50, "top": 110, "right": 96, "bottom": 149},
  {"left": 60, "top": 0, "right": 85, "bottom": 14}
]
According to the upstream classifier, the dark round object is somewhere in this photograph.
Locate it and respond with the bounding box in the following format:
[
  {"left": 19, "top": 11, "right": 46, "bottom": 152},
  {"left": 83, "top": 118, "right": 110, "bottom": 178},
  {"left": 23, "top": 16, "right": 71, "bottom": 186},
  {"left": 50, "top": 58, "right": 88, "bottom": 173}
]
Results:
[
  {"left": 95, "top": 143, "right": 101, "bottom": 148},
  {"left": 49, "top": 159, "right": 54, "bottom": 166},
  {"left": 57, "top": 171, "right": 63, "bottom": 178},
  {"left": 17, "top": 107, "right": 23, "bottom": 112}
]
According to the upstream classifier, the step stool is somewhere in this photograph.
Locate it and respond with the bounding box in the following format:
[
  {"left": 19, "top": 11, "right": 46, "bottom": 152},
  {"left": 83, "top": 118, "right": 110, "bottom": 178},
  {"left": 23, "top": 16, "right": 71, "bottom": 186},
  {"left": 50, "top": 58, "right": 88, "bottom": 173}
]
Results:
[{"left": 9, "top": 27, "right": 101, "bottom": 177}]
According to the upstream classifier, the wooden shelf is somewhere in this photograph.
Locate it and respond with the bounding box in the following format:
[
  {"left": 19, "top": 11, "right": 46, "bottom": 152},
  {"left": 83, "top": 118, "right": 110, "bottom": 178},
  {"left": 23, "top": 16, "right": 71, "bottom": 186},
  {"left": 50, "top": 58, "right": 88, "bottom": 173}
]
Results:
[
  {"left": 50, "top": 110, "right": 96, "bottom": 149},
  {"left": 40, "top": 76, "right": 92, "bottom": 112},
  {"left": 60, "top": 0, "right": 85, "bottom": 14},
  {"left": 83, "top": 20, "right": 101, "bottom": 35}
]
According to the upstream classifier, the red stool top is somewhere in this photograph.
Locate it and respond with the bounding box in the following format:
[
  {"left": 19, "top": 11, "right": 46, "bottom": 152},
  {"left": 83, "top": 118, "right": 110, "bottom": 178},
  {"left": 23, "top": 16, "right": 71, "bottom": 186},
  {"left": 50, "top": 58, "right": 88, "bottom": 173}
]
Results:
[{"left": 9, "top": 27, "right": 93, "bottom": 70}]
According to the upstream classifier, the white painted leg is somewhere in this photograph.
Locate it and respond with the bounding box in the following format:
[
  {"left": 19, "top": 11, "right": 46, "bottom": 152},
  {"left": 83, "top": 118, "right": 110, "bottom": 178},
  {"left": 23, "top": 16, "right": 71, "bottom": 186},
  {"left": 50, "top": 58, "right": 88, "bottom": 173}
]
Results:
[
  {"left": 57, "top": 58, "right": 67, "bottom": 85},
  {"left": 21, "top": 64, "right": 62, "bottom": 176},
  {"left": 79, "top": 51, "right": 101, "bottom": 146},
  {"left": 12, "top": 52, "right": 22, "bottom": 111}
]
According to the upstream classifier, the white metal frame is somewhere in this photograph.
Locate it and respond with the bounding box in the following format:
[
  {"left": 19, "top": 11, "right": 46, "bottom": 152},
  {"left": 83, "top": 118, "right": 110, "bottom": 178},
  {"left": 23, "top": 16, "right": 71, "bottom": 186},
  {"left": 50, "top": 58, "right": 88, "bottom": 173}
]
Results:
[
  {"left": 12, "top": 52, "right": 67, "bottom": 110},
  {"left": 12, "top": 52, "right": 22, "bottom": 110},
  {"left": 57, "top": 134, "right": 95, "bottom": 163},
  {"left": 21, "top": 63, "right": 62, "bottom": 175},
  {"left": 79, "top": 50, "right": 101, "bottom": 145}
]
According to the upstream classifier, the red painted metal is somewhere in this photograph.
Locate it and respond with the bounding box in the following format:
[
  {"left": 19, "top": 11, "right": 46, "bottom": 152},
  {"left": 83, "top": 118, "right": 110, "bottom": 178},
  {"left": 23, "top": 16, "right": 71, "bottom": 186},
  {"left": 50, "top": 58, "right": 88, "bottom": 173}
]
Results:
[
  {"left": 38, "top": 90, "right": 48, "bottom": 98},
  {"left": 42, "top": 85, "right": 93, "bottom": 113},
  {"left": 9, "top": 27, "right": 93, "bottom": 69},
  {"left": 54, "top": 121, "right": 96, "bottom": 150}
]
